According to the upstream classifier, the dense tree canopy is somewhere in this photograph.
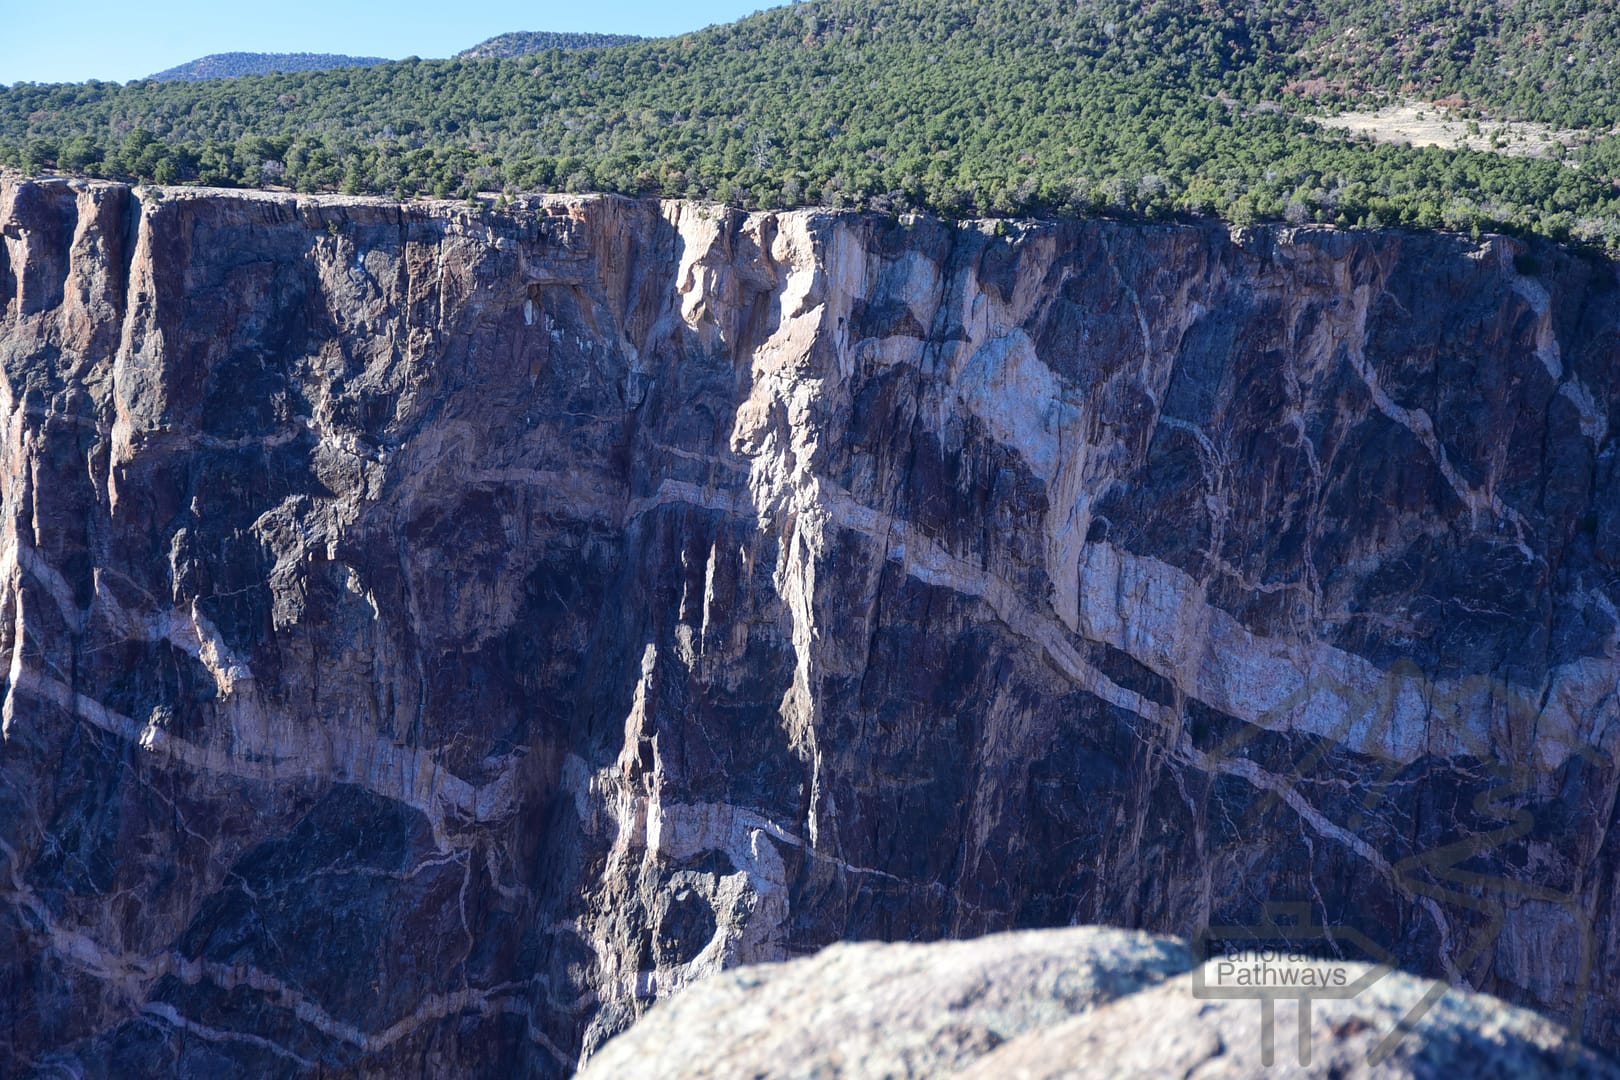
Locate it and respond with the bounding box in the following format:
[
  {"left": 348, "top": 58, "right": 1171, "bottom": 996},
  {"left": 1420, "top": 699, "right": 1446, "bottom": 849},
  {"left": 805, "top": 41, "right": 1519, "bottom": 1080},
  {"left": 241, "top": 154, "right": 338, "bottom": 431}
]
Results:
[
  {"left": 4, "top": 0, "right": 1619, "bottom": 247},
  {"left": 147, "top": 53, "right": 391, "bottom": 82},
  {"left": 454, "top": 32, "right": 647, "bottom": 60}
]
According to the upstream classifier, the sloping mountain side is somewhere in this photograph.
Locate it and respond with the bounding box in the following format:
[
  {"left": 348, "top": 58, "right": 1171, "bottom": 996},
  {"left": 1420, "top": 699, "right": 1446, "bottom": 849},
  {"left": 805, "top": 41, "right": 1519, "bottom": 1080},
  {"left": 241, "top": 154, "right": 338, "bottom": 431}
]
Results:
[
  {"left": 0, "top": 174, "right": 1617, "bottom": 1076},
  {"left": 7, "top": 0, "right": 1620, "bottom": 245},
  {"left": 453, "top": 33, "right": 646, "bottom": 61},
  {"left": 146, "top": 53, "right": 392, "bottom": 82}
]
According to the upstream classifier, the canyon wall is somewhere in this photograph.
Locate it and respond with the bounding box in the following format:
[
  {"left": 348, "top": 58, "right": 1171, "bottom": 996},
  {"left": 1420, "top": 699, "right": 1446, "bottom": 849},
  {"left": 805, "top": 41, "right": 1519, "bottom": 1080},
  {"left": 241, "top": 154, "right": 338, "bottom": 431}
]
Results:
[{"left": 0, "top": 175, "right": 1616, "bottom": 1075}]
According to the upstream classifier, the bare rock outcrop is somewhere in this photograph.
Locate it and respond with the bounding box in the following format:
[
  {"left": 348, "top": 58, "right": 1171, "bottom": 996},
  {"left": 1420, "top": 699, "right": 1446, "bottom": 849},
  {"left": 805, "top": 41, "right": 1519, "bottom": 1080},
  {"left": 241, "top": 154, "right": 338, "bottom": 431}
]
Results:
[
  {"left": 0, "top": 174, "right": 1617, "bottom": 1075},
  {"left": 579, "top": 929, "right": 1618, "bottom": 1079},
  {"left": 963, "top": 961, "right": 1617, "bottom": 1079},
  {"left": 579, "top": 927, "right": 1192, "bottom": 1079}
]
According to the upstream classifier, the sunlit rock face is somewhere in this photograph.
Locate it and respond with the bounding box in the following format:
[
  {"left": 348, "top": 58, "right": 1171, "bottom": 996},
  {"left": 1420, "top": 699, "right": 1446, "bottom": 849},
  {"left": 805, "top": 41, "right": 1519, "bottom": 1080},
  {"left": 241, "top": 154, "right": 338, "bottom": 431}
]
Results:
[
  {"left": 0, "top": 174, "right": 1616, "bottom": 1075},
  {"left": 576, "top": 927, "right": 1619, "bottom": 1080}
]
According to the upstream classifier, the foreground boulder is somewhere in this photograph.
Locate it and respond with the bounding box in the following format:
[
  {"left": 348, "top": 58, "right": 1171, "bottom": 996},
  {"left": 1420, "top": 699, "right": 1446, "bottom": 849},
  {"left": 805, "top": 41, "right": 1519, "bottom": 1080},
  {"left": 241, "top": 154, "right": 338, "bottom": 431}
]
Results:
[
  {"left": 580, "top": 929, "right": 1620, "bottom": 1079},
  {"left": 578, "top": 927, "right": 1194, "bottom": 1078}
]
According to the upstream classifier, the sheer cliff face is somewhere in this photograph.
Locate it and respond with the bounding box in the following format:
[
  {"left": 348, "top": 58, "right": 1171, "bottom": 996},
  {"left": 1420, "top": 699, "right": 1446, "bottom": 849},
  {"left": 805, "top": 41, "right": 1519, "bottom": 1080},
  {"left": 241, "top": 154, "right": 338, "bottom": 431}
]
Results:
[{"left": 1, "top": 174, "right": 1617, "bottom": 1075}]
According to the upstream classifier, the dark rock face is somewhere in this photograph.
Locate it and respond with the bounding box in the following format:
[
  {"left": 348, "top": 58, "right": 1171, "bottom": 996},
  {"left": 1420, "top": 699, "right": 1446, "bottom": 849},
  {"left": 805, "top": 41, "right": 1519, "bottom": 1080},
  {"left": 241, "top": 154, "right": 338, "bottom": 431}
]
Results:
[{"left": 0, "top": 175, "right": 1616, "bottom": 1076}]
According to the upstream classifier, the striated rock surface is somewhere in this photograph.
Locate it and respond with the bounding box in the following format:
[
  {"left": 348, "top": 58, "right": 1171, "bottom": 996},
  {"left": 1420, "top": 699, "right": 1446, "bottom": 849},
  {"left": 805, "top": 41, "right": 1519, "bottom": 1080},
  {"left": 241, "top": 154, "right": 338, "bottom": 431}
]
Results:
[
  {"left": 0, "top": 173, "right": 1617, "bottom": 1076},
  {"left": 580, "top": 928, "right": 1619, "bottom": 1079}
]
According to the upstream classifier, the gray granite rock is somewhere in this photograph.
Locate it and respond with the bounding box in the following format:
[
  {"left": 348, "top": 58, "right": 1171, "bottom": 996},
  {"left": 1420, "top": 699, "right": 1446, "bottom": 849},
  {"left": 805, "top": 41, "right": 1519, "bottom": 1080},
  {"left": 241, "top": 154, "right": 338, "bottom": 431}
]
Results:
[
  {"left": 578, "top": 927, "right": 1193, "bottom": 1079},
  {"left": 584, "top": 937, "right": 1619, "bottom": 1080},
  {"left": 961, "top": 959, "right": 1619, "bottom": 1079}
]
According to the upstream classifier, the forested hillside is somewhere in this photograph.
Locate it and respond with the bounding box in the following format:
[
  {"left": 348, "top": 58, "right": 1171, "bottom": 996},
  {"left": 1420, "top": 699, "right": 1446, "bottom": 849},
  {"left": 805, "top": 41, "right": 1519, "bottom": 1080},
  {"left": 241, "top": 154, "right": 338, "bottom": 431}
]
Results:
[
  {"left": 147, "top": 53, "right": 391, "bottom": 81},
  {"left": 4, "top": 0, "right": 1620, "bottom": 246},
  {"left": 454, "top": 32, "right": 646, "bottom": 60}
]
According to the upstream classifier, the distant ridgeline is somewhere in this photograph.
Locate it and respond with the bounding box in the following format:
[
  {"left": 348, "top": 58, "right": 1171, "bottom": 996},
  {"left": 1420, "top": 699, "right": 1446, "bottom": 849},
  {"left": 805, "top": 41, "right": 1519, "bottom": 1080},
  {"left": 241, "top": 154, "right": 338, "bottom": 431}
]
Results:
[
  {"left": 147, "top": 53, "right": 392, "bottom": 81},
  {"left": 4, "top": 0, "right": 1620, "bottom": 248},
  {"left": 141, "top": 34, "right": 641, "bottom": 81},
  {"left": 454, "top": 32, "right": 646, "bottom": 60}
]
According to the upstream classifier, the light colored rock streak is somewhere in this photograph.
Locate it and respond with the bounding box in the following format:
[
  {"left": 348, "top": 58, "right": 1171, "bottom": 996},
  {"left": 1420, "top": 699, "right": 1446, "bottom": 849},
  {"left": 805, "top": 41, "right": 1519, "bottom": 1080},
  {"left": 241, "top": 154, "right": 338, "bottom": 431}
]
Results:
[
  {"left": 10, "top": 665, "right": 521, "bottom": 845},
  {"left": 639, "top": 469, "right": 1617, "bottom": 773}
]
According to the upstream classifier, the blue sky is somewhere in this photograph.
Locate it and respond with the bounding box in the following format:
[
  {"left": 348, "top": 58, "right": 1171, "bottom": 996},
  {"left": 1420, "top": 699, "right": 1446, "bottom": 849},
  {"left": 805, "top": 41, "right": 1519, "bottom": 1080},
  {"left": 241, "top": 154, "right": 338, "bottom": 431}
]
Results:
[{"left": 0, "top": 1, "right": 773, "bottom": 85}]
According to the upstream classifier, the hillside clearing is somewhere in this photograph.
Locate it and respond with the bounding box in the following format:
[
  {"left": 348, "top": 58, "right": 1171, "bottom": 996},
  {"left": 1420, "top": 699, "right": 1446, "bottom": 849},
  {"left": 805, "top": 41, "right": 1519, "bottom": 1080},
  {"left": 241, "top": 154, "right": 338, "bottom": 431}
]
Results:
[{"left": 1314, "top": 102, "right": 1590, "bottom": 162}]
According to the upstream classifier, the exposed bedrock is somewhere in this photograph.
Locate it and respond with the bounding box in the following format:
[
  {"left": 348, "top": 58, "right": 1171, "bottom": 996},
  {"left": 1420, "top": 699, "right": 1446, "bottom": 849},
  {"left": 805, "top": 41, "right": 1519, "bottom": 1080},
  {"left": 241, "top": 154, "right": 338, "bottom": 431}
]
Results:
[
  {"left": 0, "top": 174, "right": 1616, "bottom": 1075},
  {"left": 577, "top": 927, "right": 1619, "bottom": 1079}
]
